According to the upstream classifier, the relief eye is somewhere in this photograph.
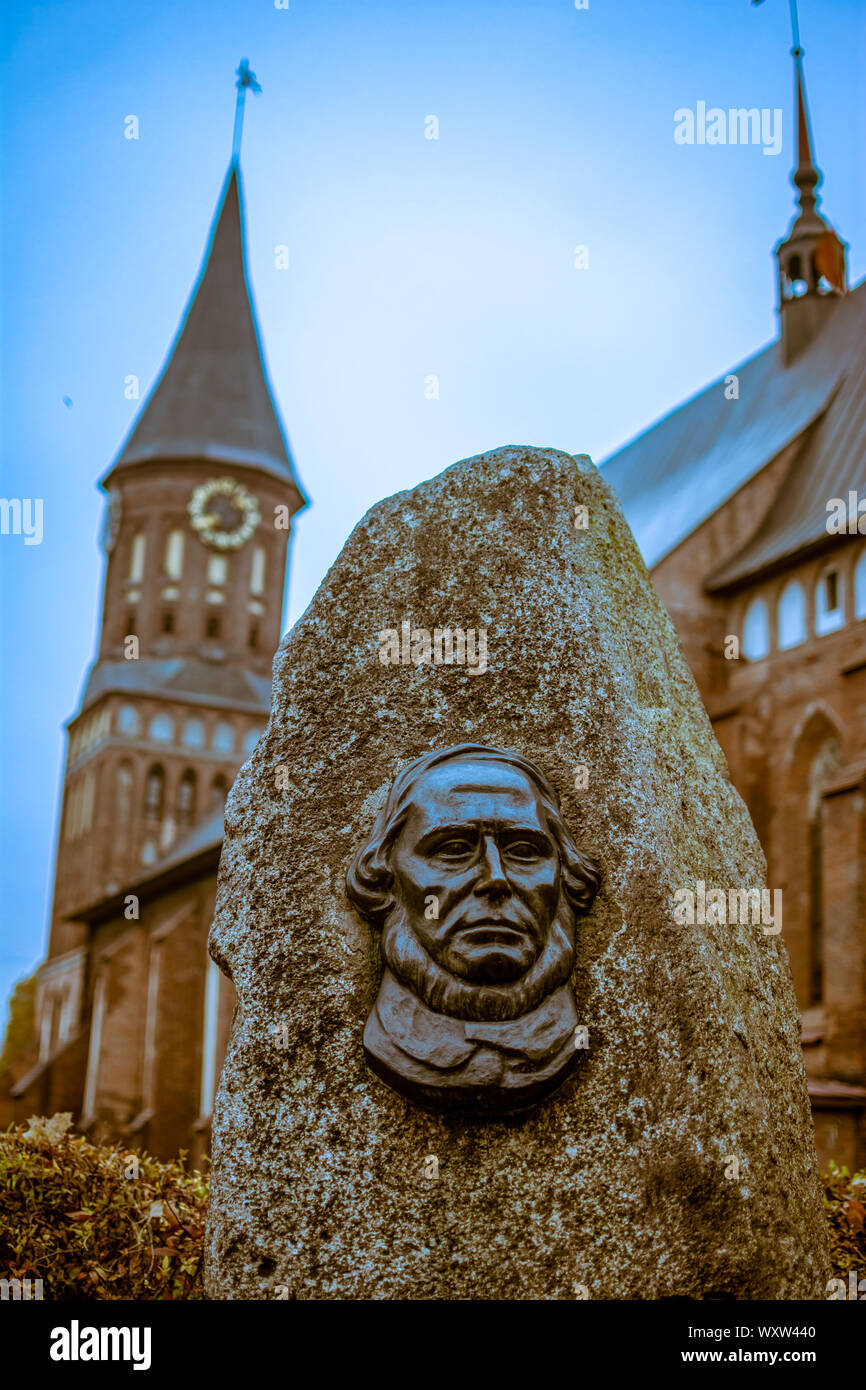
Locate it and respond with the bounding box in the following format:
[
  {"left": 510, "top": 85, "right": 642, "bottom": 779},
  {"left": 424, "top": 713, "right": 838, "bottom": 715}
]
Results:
[
  {"left": 506, "top": 841, "right": 543, "bottom": 860},
  {"left": 435, "top": 838, "right": 474, "bottom": 856}
]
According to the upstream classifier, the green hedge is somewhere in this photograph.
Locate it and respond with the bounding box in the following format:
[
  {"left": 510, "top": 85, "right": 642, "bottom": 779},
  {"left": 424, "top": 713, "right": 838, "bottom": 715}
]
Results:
[
  {"left": 823, "top": 1161, "right": 866, "bottom": 1282},
  {"left": 0, "top": 1114, "right": 207, "bottom": 1300},
  {"left": 2, "top": 1115, "right": 864, "bottom": 1299}
]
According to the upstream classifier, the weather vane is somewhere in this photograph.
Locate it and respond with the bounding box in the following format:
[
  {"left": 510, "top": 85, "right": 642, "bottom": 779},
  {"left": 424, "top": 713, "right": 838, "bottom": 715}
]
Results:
[{"left": 232, "top": 58, "right": 262, "bottom": 163}]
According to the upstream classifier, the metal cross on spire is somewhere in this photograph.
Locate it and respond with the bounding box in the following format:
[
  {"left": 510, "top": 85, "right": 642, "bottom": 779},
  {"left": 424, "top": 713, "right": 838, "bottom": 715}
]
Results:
[{"left": 231, "top": 58, "right": 262, "bottom": 164}]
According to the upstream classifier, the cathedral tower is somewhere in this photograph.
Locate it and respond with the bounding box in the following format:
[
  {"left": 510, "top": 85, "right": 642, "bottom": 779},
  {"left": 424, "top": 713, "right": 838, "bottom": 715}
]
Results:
[{"left": 46, "top": 155, "right": 306, "bottom": 979}]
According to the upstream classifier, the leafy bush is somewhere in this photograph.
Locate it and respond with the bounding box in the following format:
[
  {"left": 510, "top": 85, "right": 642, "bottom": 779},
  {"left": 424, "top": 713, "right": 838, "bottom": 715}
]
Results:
[
  {"left": 0, "top": 1114, "right": 208, "bottom": 1300},
  {"left": 823, "top": 1161, "right": 866, "bottom": 1281},
  {"left": 0, "top": 972, "right": 37, "bottom": 1071},
  {"left": 2, "top": 1115, "right": 864, "bottom": 1299}
]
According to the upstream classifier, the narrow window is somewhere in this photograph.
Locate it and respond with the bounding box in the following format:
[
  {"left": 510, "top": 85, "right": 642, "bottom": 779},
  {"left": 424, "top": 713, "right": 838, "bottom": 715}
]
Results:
[
  {"left": 116, "top": 761, "right": 133, "bottom": 829},
  {"left": 742, "top": 597, "right": 770, "bottom": 661},
  {"left": 815, "top": 569, "right": 844, "bottom": 635},
  {"left": 144, "top": 765, "right": 165, "bottom": 821},
  {"left": 177, "top": 770, "right": 197, "bottom": 826},
  {"left": 250, "top": 545, "right": 266, "bottom": 596},
  {"left": 777, "top": 581, "right": 807, "bottom": 650},
  {"left": 129, "top": 533, "right": 146, "bottom": 582},
  {"left": 160, "top": 611, "right": 175, "bottom": 635},
  {"left": 207, "top": 554, "right": 228, "bottom": 587},
  {"left": 164, "top": 529, "right": 185, "bottom": 581},
  {"left": 807, "top": 740, "right": 842, "bottom": 1005},
  {"left": 205, "top": 615, "right": 221, "bottom": 640}
]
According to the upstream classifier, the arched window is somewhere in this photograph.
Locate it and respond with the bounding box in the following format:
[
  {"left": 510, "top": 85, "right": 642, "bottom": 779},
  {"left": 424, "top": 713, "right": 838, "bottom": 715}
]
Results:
[
  {"left": 213, "top": 721, "right": 235, "bottom": 753},
  {"left": 250, "top": 545, "right": 266, "bottom": 596},
  {"left": 149, "top": 713, "right": 174, "bottom": 743},
  {"left": 210, "top": 774, "right": 228, "bottom": 808},
  {"left": 144, "top": 765, "right": 165, "bottom": 821},
  {"left": 117, "top": 704, "right": 139, "bottom": 736},
  {"left": 164, "top": 529, "right": 185, "bottom": 581},
  {"left": 116, "top": 761, "right": 134, "bottom": 827},
  {"left": 177, "top": 770, "right": 197, "bottom": 826},
  {"left": 742, "top": 597, "right": 770, "bottom": 661},
  {"left": 815, "top": 568, "right": 844, "bottom": 635},
  {"left": 777, "top": 580, "right": 807, "bottom": 650},
  {"left": 129, "top": 533, "right": 146, "bottom": 582},
  {"left": 182, "top": 717, "right": 205, "bottom": 749},
  {"left": 807, "top": 738, "right": 843, "bottom": 1004},
  {"left": 854, "top": 550, "right": 866, "bottom": 621}
]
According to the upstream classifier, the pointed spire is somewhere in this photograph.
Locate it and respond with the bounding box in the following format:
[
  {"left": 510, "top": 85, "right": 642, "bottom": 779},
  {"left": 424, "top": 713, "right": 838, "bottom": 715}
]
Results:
[
  {"left": 106, "top": 157, "right": 305, "bottom": 509},
  {"left": 790, "top": 56, "right": 824, "bottom": 233},
  {"left": 774, "top": 33, "right": 848, "bottom": 363}
]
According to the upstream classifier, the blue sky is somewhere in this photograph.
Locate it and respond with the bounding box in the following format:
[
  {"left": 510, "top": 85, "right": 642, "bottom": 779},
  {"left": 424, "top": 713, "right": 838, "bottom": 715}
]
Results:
[{"left": 1, "top": 0, "right": 864, "bottom": 1026}]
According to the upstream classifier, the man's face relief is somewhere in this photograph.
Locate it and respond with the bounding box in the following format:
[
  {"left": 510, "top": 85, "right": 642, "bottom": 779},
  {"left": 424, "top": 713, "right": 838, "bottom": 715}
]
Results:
[{"left": 390, "top": 760, "right": 560, "bottom": 985}]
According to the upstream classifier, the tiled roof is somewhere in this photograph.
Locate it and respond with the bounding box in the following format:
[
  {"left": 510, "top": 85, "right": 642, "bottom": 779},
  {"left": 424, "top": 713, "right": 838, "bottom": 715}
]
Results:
[
  {"left": 105, "top": 164, "right": 306, "bottom": 507},
  {"left": 601, "top": 281, "right": 866, "bottom": 576},
  {"left": 79, "top": 657, "right": 271, "bottom": 714}
]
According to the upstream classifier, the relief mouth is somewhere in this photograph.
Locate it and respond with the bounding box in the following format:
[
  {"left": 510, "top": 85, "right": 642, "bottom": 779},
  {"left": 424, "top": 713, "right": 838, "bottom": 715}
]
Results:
[{"left": 458, "top": 924, "right": 527, "bottom": 946}]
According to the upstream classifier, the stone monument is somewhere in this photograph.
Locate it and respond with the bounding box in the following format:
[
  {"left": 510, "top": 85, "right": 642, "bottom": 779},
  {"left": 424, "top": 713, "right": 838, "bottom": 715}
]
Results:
[{"left": 205, "top": 445, "right": 829, "bottom": 1300}]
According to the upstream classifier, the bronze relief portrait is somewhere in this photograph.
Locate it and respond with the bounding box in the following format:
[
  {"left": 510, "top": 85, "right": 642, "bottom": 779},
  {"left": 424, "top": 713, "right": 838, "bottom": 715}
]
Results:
[{"left": 347, "top": 744, "right": 600, "bottom": 1111}]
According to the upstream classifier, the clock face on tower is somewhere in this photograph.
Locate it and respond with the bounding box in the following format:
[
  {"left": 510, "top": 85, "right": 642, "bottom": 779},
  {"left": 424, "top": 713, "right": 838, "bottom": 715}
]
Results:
[{"left": 188, "top": 478, "right": 260, "bottom": 550}]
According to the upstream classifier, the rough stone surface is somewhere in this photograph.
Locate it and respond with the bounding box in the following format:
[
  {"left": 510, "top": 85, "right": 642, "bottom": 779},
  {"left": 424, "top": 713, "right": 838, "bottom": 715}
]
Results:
[{"left": 205, "top": 445, "right": 829, "bottom": 1300}]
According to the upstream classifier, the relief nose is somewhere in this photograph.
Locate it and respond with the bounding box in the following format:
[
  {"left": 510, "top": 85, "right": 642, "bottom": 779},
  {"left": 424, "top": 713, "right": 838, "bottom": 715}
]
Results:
[{"left": 474, "top": 836, "right": 509, "bottom": 896}]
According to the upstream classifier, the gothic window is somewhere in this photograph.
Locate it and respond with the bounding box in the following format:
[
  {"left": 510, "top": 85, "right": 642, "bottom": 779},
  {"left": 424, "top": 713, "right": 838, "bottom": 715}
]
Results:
[
  {"left": 815, "top": 568, "right": 844, "bottom": 635},
  {"left": 164, "top": 529, "right": 185, "bottom": 581},
  {"left": 248, "top": 621, "right": 260, "bottom": 650},
  {"left": 205, "top": 615, "right": 222, "bottom": 640},
  {"left": 149, "top": 713, "right": 174, "bottom": 743},
  {"left": 213, "top": 721, "right": 235, "bottom": 753},
  {"left": 182, "top": 717, "right": 205, "bottom": 749},
  {"left": 854, "top": 550, "right": 866, "bottom": 620},
  {"left": 250, "top": 545, "right": 266, "bottom": 596},
  {"left": 116, "top": 761, "right": 133, "bottom": 828},
  {"left": 126, "top": 612, "right": 137, "bottom": 637},
  {"left": 807, "top": 739, "right": 843, "bottom": 1005},
  {"left": 742, "top": 597, "right": 770, "bottom": 661},
  {"left": 129, "top": 533, "right": 146, "bottom": 582},
  {"left": 160, "top": 611, "right": 175, "bottom": 634},
  {"left": 210, "top": 773, "right": 228, "bottom": 808},
  {"left": 144, "top": 765, "right": 165, "bottom": 821},
  {"left": 777, "top": 580, "right": 807, "bottom": 650},
  {"left": 177, "top": 770, "right": 197, "bottom": 826}
]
